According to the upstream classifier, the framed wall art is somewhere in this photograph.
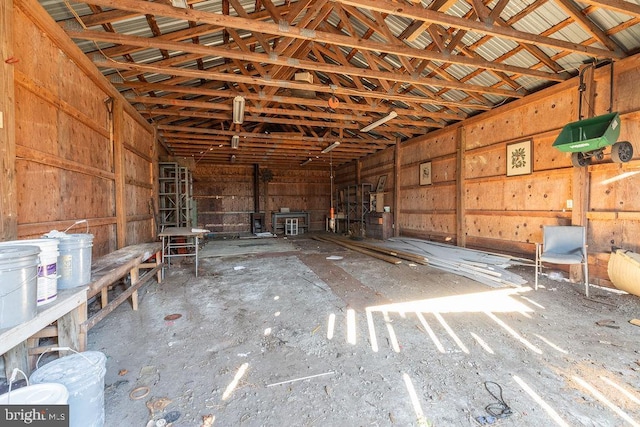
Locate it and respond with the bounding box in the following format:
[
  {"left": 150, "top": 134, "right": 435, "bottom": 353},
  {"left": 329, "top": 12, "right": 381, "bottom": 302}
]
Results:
[
  {"left": 419, "top": 162, "right": 432, "bottom": 185},
  {"left": 506, "top": 140, "right": 532, "bottom": 176}
]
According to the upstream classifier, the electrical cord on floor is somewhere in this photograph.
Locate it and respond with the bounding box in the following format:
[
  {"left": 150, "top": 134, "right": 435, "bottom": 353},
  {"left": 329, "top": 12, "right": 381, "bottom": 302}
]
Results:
[{"left": 484, "top": 381, "right": 513, "bottom": 419}]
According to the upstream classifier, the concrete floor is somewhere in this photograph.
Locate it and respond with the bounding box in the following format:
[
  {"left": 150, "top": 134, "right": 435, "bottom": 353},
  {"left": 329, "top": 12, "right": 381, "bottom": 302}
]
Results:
[{"left": 88, "top": 234, "right": 640, "bottom": 426}]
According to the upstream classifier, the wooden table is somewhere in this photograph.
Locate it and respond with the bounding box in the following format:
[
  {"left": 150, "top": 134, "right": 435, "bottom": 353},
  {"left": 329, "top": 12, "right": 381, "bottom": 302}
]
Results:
[
  {"left": 0, "top": 287, "right": 87, "bottom": 377},
  {"left": 159, "top": 227, "right": 205, "bottom": 277}
]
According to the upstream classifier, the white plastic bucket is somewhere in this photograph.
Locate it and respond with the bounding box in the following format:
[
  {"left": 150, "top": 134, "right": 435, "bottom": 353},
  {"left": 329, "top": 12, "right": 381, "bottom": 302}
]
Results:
[
  {"left": 30, "top": 351, "right": 106, "bottom": 427},
  {"left": 0, "top": 383, "right": 68, "bottom": 405},
  {"left": 0, "top": 239, "right": 59, "bottom": 306},
  {"left": 0, "top": 245, "right": 39, "bottom": 329},
  {"left": 45, "top": 234, "right": 94, "bottom": 289}
]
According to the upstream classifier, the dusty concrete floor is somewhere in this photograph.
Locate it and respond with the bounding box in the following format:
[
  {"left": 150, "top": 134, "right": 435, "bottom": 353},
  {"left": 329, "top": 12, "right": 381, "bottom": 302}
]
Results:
[{"left": 89, "top": 234, "right": 640, "bottom": 427}]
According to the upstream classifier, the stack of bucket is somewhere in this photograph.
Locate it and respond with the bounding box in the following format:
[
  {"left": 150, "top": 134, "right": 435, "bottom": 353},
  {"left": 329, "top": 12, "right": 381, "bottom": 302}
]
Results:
[{"left": 0, "top": 229, "right": 93, "bottom": 329}]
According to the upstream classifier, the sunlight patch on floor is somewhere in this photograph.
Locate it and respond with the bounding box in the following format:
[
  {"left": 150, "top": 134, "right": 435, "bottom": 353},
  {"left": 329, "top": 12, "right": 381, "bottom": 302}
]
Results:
[
  {"left": 485, "top": 312, "right": 542, "bottom": 354},
  {"left": 383, "top": 311, "right": 401, "bottom": 353},
  {"left": 434, "top": 312, "right": 468, "bottom": 354},
  {"left": 600, "top": 376, "right": 640, "bottom": 405},
  {"left": 513, "top": 375, "right": 569, "bottom": 427},
  {"left": 367, "top": 288, "right": 534, "bottom": 314},
  {"left": 470, "top": 332, "right": 494, "bottom": 354},
  {"left": 534, "top": 334, "right": 568, "bottom": 354},
  {"left": 347, "top": 308, "right": 356, "bottom": 345},
  {"left": 573, "top": 376, "right": 640, "bottom": 427},
  {"left": 222, "top": 363, "right": 249, "bottom": 401},
  {"left": 415, "top": 312, "right": 445, "bottom": 353},
  {"left": 520, "top": 295, "right": 545, "bottom": 309},
  {"left": 365, "top": 308, "right": 379, "bottom": 352},
  {"left": 327, "top": 313, "right": 335, "bottom": 340},
  {"left": 403, "top": 372, "right": 429, "bottom": 426}
]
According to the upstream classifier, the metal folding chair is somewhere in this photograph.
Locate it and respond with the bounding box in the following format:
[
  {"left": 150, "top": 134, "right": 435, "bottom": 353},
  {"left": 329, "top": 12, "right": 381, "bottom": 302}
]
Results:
[{"left": 535, "top": 225, "right": 589, "bottom": 296}]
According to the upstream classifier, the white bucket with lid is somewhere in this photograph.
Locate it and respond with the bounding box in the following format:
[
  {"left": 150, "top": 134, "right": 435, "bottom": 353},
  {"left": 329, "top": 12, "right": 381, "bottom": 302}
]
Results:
[
  {"left": 0, "top": 239, "right": 59, "bottom": 305},
  {"left": 0, "top": 383, "right": 68, "bottom": 405},
  {"left": 0, "top": 245, "right": 40, "bottom": 329},
  {"left": 43, "top": 232, "right": 94, "bottom": 289},
  {"left": 30, "top": 351, "right": 106, "bottom": 427}
]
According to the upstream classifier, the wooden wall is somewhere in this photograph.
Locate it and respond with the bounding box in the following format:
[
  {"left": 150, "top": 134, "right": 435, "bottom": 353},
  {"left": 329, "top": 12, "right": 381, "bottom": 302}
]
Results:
[
  {"left": 338, "top": 55, "right": 640, "bottom": 287},
  {"left": 2, "top": 3, "right": 156, "bottom": 257},
  {"left": 193, "top": 165, "right": 330, "bottom": 233}
]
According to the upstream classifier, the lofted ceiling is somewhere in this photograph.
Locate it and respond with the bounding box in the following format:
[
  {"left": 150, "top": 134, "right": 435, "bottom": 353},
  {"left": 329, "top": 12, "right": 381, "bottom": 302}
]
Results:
[{"left": 39, "top": 0, "right": 640, "bottom": 168}]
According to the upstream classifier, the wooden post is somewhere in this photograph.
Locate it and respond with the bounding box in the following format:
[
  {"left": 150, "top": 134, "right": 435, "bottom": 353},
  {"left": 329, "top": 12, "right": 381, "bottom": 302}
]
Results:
[
  {"left": 57, "top": 303, "right": 88, "bottom": 353},
  {"left": 130, "top": 266, "right": 139, "bottom": 310},
  {"left": 355, "top": 159, "right": 361, "bottom": 220},
  {"left": 456, "top": 126, "right": 467, "bottom": 247},
  {"left": 3, "top": 343, "right": 28, "bottom": 379},
  {"left": 0, "top": 0, "right": 18, "bottom": 241},
  {"left": 151, "top": 125, "right": 160, "bottom": 237},
  {"left": 264, "top": 176, "right": 271, "bottom": 232},
  {"left": 393, "top": 137, "right": 401, "bottom": 237},
  {"left": 570, "top": 65, "right": 595, "bottom": 281},
  {"left": 254, "top": 163, "right": 260, "bottom": 213},
  {"left": 113, "top": 98, "right": 127, "bottom": 248}
]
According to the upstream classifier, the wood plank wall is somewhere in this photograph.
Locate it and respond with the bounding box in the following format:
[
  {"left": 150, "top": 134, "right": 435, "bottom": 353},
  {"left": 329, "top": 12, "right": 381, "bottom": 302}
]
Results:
[
  {"left": 338, "top": 55, "right": 640, "bottom": 287},
  {"left": 0, "top": 1, "right": 18, "bottom": 240},
  {"left": 6, "top": 4, "right": 156, "bottom": 256},
  {"left": 193, "top": 165, "right": 330, "bottom": 233}
]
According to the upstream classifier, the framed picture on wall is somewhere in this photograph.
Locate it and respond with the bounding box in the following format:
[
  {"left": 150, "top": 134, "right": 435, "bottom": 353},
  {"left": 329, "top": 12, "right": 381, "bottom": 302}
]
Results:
[
  {"left": 376, "top": 175, "right": 387, "bottom": 193},
  {"left": 506, "top": 140, "right": 532, "bottom": 176},
  {"left": 419, "top": 162, "right": 432, "bottom": 185}
]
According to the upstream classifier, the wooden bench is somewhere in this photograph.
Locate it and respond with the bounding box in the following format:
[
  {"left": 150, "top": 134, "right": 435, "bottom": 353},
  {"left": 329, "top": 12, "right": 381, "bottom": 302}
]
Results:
[
  {"left": 1, "top": 243, "right": 162, "bottom": 375},
  {"left": 81, "top": 242, "right": 162, "bottom": 333},
  {"left": 0, "top": 287, "right": 88, "bottom": 377}
]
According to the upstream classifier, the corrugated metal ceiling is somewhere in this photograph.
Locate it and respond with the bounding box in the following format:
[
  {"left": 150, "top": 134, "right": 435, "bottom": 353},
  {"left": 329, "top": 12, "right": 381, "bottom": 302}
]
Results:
[{"left": 36, "top": 0, "right": 640, "bottom": 166}]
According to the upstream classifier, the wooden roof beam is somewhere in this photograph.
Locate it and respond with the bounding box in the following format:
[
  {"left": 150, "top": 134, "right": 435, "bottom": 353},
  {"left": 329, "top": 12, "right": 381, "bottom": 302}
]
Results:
[
  {"left": 119, "top": 80, "right": 465, "bottom": 120},
  {"left": 334, "top": 0, "right": 621, "bottom": 59},
  {"left": 554, "top": 0, "right": 625, "bottom": 54},
  {"left": 578, "top": 0, "right": 640, "bottom": 18},
  {"left": 78, "top": 0, "right": 572, "bottom": 78},
  {"left": 79, "top": 30, "right": 529, "bottom": 97},
  {"left": 96, "top": 58, "right": 501, "bottom": 111},
  {"left": 130, "top": 96, "right": 446, "bottom": 129}
]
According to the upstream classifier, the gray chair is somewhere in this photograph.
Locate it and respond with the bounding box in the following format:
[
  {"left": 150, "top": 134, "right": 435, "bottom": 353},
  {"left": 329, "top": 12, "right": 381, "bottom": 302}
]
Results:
[{"left": 535, "top": 225, "right": 589, "bottom": 296}]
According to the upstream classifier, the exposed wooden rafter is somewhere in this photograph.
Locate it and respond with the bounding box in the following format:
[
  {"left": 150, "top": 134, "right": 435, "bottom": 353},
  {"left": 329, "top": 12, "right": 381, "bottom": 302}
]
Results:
[{"left": 31, "top": 0, "right": 635, "bottom": 167}]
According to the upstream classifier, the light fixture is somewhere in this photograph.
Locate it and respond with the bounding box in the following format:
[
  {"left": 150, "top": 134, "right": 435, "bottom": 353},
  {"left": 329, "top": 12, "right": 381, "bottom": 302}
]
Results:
[
  {"left": 232, "top": 96, "right": 245, "bottom": 124},
  {"left": 300, "top": 158, "right": 312, "bottom": 166},
  {"left": 230, "top": 154, "right": 236, "bottom": 163},
  {"left": 231, "top": 135, "right": 239, "bottom": 149},
  {"left": 361, "top": 111, "right": 398, "bottom": 132},
  {"left": 321, "top": 141, "right": 340, "bottom": 153}
]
